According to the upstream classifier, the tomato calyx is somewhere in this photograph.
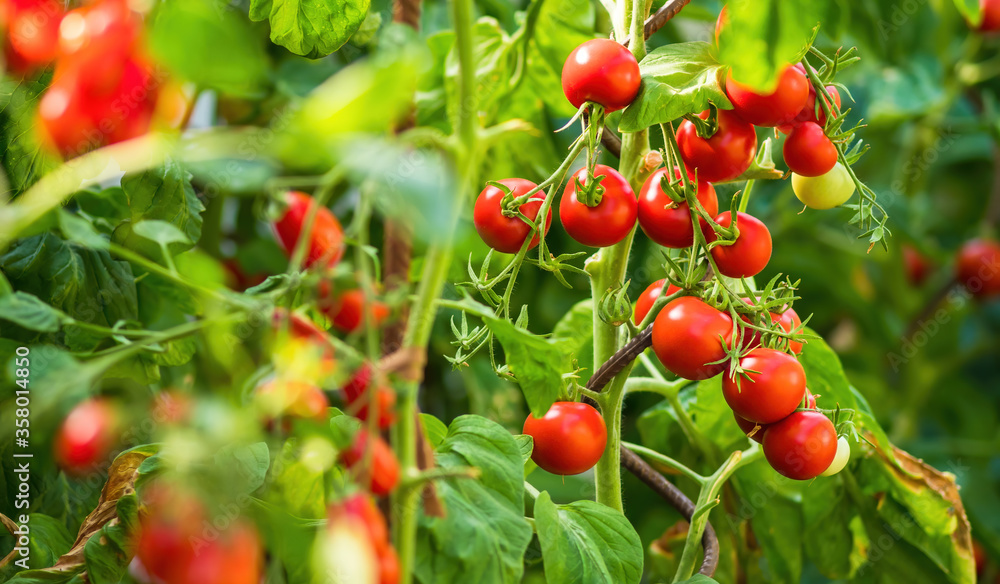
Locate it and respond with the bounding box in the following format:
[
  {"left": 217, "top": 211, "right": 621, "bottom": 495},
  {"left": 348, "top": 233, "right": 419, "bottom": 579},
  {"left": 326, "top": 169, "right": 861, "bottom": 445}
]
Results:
[
  {"left": 682, "top": 108, "right": 720, "bottom": 139},
  {"left": 572, "top": 171, "right": 608, "bottom": 208}
]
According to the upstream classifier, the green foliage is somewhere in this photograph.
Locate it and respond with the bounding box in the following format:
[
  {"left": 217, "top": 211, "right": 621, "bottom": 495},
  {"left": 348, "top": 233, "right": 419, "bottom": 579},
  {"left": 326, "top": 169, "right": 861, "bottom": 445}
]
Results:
[{"left": 249, "top": 0, "right": 371, "bottom": 58}]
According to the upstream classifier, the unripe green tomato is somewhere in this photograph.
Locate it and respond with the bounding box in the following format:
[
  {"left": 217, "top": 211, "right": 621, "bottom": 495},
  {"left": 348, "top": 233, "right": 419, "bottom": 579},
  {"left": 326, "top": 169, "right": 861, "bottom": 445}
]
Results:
[
  {"left": 820, "top": 436, "right": 851, "bottom": 477},
  {"left": 791, "top": 162, "right": 855, "bottom": 209}
]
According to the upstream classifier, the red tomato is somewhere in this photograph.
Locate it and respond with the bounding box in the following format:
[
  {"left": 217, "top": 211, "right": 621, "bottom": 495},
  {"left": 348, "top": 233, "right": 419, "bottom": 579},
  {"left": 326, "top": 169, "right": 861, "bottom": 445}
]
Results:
[
  {"left": 522, "top": 401, "right": 607, "bottom": 475},
  {"left": 763, "top": 410, "right": 838, "bottom": 480},
  {"left": 332, "top": 493, "right": 390, "bottom": 556},
  {"left": 379, "top": 547, "right": 401, "bottom": 584},
  {"left": 637, "top": 167, "right": 719, "bottom": 249},
  {"left": 272, "top": 308, "right": 335, "bottom": 363},
  {"left": 651, "top": 296, "right": 734, "bottom": 380},
  {"left": 725, "top": 65, "right": 809, "bottom": 127},
  {"left": 634, "top": 279, "right": 682, "bottom": 324},
  {"left": 778, "top": 308, "right": 804, "bottom": 354},
  {"left": 474, "top": 178, "right": 552, "bottom": 253},
  {"left": 6, "top": 0, "right": 63, "bottom": 66},
  {"left": 804, "top": 389, "right": 817, "bottom": 409},
  {"left": 57, "top": 0, "right": 138, "bottom": 66},
  {"left": 978, "top": 0, "right": 1000, "bottom": 31},
  {"left": 342, "top": 363, "right": 397, "bottom": 429},
  {"left": 319, "top": 287, "right": 391, "bottom": 333},
  {"left": 676, "top": 109, "right": 758, "bottom": 183},
  {"left": 339, "top": 431, "right": 401, "bottom": 496},
  {"left": 903, "top": 244, "right": 932, "bottom": 287},
  {"left": 735, "top": 413, "right": 767, "bottom": 444},
  {"left": 152, "top": 390, "right": 193, "bottom": 426},
  {"left": 956, "top": 239, "right": 1000, "bottom": 298},
  {"left": 54, "top": 398, "right": 119, "bottom": 476},
  {"left": 783, "top": 122, "right": 838, "bottom": 177},
  {"left": 136, "top": 488, "right": 262, "bottom": 584},
  {"left": 561, "top": 39, "right": 641, "bottom": 112},
  {"left": 703, "top": 211, "right": 772, "bottom": 278},
  {"left": 273, "top": 191, "right": 345, "bottom": 269},
  {"left": 779, "top": 68, "right": 842, "bottom": 132},
  {"left": 722, "top": 348, "right": 806, "bottom": 424},
  {"left": 560, "top": 164, "right": 638, "bottom": 247}
]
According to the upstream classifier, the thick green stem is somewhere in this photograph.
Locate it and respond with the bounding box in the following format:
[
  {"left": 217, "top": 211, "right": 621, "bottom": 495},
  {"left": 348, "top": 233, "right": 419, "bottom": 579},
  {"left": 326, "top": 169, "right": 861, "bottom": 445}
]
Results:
[
  {"left": 590, "top": 0, "right": 650, "bottom": 513},
  {"left": 394, "top": 0, "right": 478, "bottom": 578}
]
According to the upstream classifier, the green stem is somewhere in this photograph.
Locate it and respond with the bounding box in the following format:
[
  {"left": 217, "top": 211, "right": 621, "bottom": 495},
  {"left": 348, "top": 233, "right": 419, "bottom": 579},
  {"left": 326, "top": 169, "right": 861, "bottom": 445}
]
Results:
[
  {"left": 590, "top": 0, "right": 650, "bottom": 513},
  {"left": 394, "top": 0, "right": 479, "bottom": 578}
]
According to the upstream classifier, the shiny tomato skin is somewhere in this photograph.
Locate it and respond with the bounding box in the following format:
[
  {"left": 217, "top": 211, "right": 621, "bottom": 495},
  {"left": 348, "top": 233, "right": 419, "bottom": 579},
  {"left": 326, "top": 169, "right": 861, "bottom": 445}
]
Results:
[
  {"left": 634, "top": 279, "right": 682, "bottom": 325},
  {"left": 321, "top": 288, "right": 391, "bottom": 333},
  {"left": 54, "top": 398, "right": 119, "bottom": 476},
  {"left": 652, "top": 296, "right": 734, "bottom": 380},
  {"left": 704, "top": 211, "right": 772, "bottom": 278},
  {"left": 791, "top": 162, "right": 855, "bottom": 209},
  {"left": 723, "top": 348, "right": 806, "bottom": 424},
  {"left": 956, "top": 239, "right": 1000, "bottom": 298},
  {"left": 783, "top": 121, "right": 838, "bottom": 177},
  {"left": 561, "top": 39, "right": 641, "bottom": 112},
  {"left": 342, "top": 363, "right": 397, "bottom": 429},
  {"left": 339, "top": 431, "right": 401, "bottom": 496},
  {"left": 763, "top": 410, "right": 838, "bottom": 480},
  {"left": 735, "top": 413, "right": 768, "bottom": 444},
  {"left": 474, "top": 178, "right": 551, "bottom": 253},
  {"left": 779, "top": 69, "right": 841, "bottom": 133},
  {"left": 676, "top": 109, "right": 758, "bottom": 183},
  {"left": 725, "top": 65, "right": 809, "bottom": 127},
  {"left": 523, "top": 401, "right": 607, "bottom": 475},
  {"left": 638, "top": 167, "right": 719, "bottom": 249},
  {"left": 6, "top": 0, "right": 63, "bottom": 65},
  {"left": 560, "top": 164, "right": 637, "bottom": 247},
  {"left": 977, "top": 0, "right": 1000, "bottom": 32},
  {"left": 273, "top": 191, "right": 345, "bottom": 269}
]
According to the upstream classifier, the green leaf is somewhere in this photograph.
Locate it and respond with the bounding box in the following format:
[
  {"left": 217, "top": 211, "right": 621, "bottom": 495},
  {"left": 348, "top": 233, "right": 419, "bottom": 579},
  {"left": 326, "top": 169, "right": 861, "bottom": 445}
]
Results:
[
  {"left": 551, "top": 299, "right": 594, "bottom": 380},
  {"left": 113, "top": 160, "right": 204, "bottom": 259},
  {"left": 717, "top": 0, "right": 822, "bottom": 90},
  {"left": 691, "top": 376, "right": 745, "bottom": 451},
  {"left": 0, "top": 292, "right": 65, "bottom": 333},
  {"left": 444, "top": 18, "right": 513, "bottom": 128},
  {"left": 953, "top": 0, "right": 980, "bottom": 24},
  {"left": 619, "top": 42, "right": 730, "bottom": 133},
  {"left": 0, "top": 514, "right": 73, "bottom": 579},
  {"left": 74, "top": 188, "right": 130, "bottom": 226},
  {"left": 249, "top": 0, "right": 371, "bottom": 58},
  {"left": 802, "top": 476, "right": 860, "bottom": 579},
  {"left": 0, "top": 76, "right": 56, "bottom": 197},
  {"left": 149, "top": 0, "right": 268, "bottom": 96},
  {"left": 0, "top": 234, "right": 138, "bottom": 351},
  {"left": 131, "top": 220, "right": 193, "bottom": 248},
  {"left": 676, "top": 576, "right": 720, "bottom": 584},
  {"left": 514, "top": 434, "right": 534, "bottom": 463},
  {"left": 533, "top": 491, "right": 644, "bottom": 584},
  {"left": 215, "top": 442, "right": 271, "bottom": 495},
  {"left": 58, "top": 211, "right": 108, "bottom": 250},
  {"left": 523, "top": 0, "right": 595, "bottom": 118},
  {"left": 421, "top": 413, "right": 449, "bottom": 448},
  {"left": 267, "top": 441, "right": 326, "bottom": 519},
  {"left": 82, "top": 495, "right": 139, "bottom": 584},
  {"left": 416, "top": 415, "right": 533, "bottom": 584}
]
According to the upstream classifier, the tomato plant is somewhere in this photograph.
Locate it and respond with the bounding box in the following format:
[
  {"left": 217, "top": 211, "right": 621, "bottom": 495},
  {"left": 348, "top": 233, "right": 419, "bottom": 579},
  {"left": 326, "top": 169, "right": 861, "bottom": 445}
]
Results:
[{"left": 0, "top": 0, "right": 992, "bottom": 583}]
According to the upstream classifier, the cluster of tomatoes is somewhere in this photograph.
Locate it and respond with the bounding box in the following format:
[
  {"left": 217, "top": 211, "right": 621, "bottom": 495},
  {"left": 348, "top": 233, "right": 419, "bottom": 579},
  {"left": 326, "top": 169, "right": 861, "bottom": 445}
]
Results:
[
  {"left": 1, "top": 0, "right": 179, "bottom": 157},
  {"left": 645, "top": 284, "right": 849, "bottom": 480}
]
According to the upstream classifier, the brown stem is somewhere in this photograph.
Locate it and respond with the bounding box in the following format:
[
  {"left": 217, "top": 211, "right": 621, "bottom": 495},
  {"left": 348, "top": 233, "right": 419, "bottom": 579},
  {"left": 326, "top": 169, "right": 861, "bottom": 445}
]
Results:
[{"left": 643, "top": 0, "right": 693, "bottom": 40}]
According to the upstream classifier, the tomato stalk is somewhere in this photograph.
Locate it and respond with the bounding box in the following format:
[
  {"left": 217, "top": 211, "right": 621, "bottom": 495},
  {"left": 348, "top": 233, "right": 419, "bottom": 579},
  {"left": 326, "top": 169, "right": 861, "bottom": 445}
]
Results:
[
  {"left": 588, "top": 0, "right": 650, "bottom": 513},
  {"left": 393, "top": 0, "right": 479, "bottom": 578}
]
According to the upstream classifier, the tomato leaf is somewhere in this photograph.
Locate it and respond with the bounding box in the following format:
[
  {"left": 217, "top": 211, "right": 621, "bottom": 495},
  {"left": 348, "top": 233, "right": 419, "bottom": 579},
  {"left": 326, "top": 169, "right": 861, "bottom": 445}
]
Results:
[
  {"left": 416, "top": 415, "right": 533, "bottom": 584},
  {"left": 533, "top": 491, "right": 644, "bottom": 584},
  {"left": 952, "top": 0, "right": 981, "bottom": 25},
  {"left": 112, "top": 160, "right": 204, "bottom": 260},
  {"left": 717, "top": 0, "right": 822, "bottom": 90},
  {"left": 0, "top": 292, "right": 65, "bottom": 333},
  {"left": 248, "top": 0, "right": 371, "bottom": 59},
  {"left": 675, "top": 576, "right": 720, "bottom": 584},
  {"left": 551, "top": 299, "right": 594, "bottom": 380},
  {"left": 421, "top": 413, "right": 449, "bottom": 448},
  {"left": 619, "top": 42, "right": 730, "bottom": 133},
  {"left": 801, "top": 475, "right": 861, "bottom": 579},
  {"left": 0, "top": 76, "right": 56, "bottom": 197}
]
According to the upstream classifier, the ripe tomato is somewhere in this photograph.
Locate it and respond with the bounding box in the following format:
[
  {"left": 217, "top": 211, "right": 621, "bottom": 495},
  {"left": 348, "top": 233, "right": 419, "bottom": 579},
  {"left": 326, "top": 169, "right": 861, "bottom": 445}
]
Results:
[
  {"left": 819, "top": 436, "right": 851, "bottom": 477},
  {"left": 903, "top": 244, "right": 932, "bottom": 287},
  {"left": 956, "top": 239, "right": 1000, "bottom": 298},
  {"left": 779, "top": 69, "right": 842, "bottom": 133},
  {"left": 725, "top": 65, "right": 809, "bottom": 127},
  {"left": 54, "top": 398, "right": 119, "bottom": 476},
  {"left": 560, "top": 164, "right": 638, "bottom": 247},
  {"left": 273, "top": 191, "right": 345, "bottom": 269},
  {"left": 379, "top": 547, "right": 401, "bottom": 584},
  {"left": 676, "top": 109, "right": 758, "bottom": 183},
  {"left": 342, "top": 363, "right": 397, "bottom": 429},
  {"left": 58, "top": 0, "right": 138, "bottom": 66},
  {"left": 783, "top": 122, "right": 838, "bottom": 177},
  {"left": 777, "top": 307, "right": 804, "bottom": 354},
  {"left": 634, "top": 279, "right": 682, "bottom": 324},
  {"left": 763, "top": 410, "right": 837, "bottom": 480},
  {"left": 255, "top": 379, "right": 330, "bottom": 423},
  {"left": 6, "top": 0, "right": 63, "bottom": 66},
  {"left": 791, "top": 162, "right": 855, "bottom": 209},
  {"left": 320, "top": 286, "right": 391, "bottom": 333},
  {"left": 522, "top": 401, "right": 607, "bottom": 475},
  {"left": 561, "top": 39, "right": 641, "bottom": 112},
  {"left": 332, "top": 493, "right": 391, "bottom": 556},
  {"left": 272, "top": 307, "right": 336, "bottom": 365},
  {"left": 734, "top": 413, "right": 767, "bottom": 444},
  {"left": 723, "top": 348, "right": 805, "bottom": 424},
  {"left": 977, "top": 0, "right": 1000, "bottom": 32},
  {"left": 339, "top": 431, "right": 401, "bottom": 496},
  {"left": 474, "top": 178, "right": 552, "bottom": 253},
  {"left": 651, "top": 296, "right": 734, "bottom": 380},
  {"left": 704, "top": 211, "right": 772, "bottom": 278},
  {"left": 637, "top": 167, "right": 719, "bottom": 249}
]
